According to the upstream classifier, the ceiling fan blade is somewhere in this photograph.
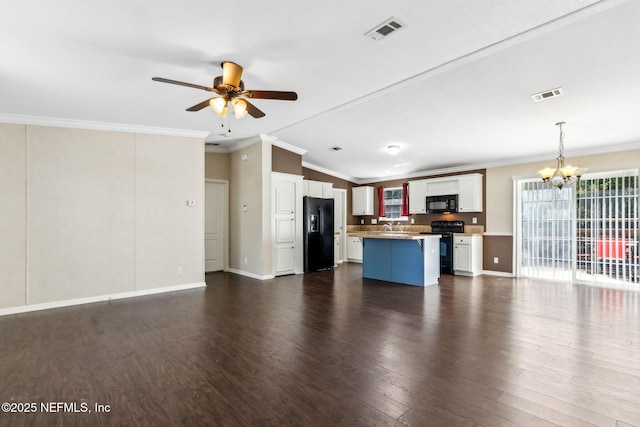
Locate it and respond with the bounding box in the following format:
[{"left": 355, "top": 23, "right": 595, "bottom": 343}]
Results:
[
  {"left": 152, "top": 77, "right": 217, "bottom": 93},
  {"left": 245, "top": 90, "right": 298, "bottom": 101},
  {"left": 221, "top": 62, "right": 243, "bottom": 87},
  {"left": 244, "top": 100, "right": 266, "bottom": 118},
  {"left": 186, "top": 98, "right": 214, "bottom": 112}
]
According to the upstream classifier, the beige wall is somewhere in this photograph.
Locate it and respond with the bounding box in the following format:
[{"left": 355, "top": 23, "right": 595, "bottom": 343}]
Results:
[
  {"left": 0, "top": 123, "right": 204, "bottom": 311},
  {"left": 135, "top": 133, "right": 204, "bottom": 290},
  {"left": 205, "top": 152, "right": 230, "bottom": 180},
  {"left": 0, "top": 124, "right": 27, "bottom": 308},
  {"left": 27, "top": 126, "right": 137, "bottom": 303},
  {"left": 229, "top": 139, "right": 272, "bottom": 277},
  {"left": 261, "top": 141, "right": 273, "bottom": 275}
]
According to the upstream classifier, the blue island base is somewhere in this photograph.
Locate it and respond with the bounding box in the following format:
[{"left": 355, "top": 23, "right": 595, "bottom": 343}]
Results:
[{"left": 362, "top": 237, "right": 440, "bottom": 287}]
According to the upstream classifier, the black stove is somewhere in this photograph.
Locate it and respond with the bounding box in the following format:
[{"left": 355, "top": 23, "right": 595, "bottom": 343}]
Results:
[
  {"left": 420, "top": 220, "right": 464, "bottom": 274},
  {"left": 428, "top": 220, "right": 465, "bottom": 235}
]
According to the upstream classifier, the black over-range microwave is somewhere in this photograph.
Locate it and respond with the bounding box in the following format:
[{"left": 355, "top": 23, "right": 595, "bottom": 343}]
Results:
[{"left": 425, "top": 194, "right": 458, "bottom": 214}]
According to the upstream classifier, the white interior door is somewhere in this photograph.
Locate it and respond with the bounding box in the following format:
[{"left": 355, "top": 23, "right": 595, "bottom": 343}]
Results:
[
  {"left": 273, "top": 178, "right": 296, "bottom": 276},
  {"left": 205, "top": 180, "right": 227, "bottom": 272}
]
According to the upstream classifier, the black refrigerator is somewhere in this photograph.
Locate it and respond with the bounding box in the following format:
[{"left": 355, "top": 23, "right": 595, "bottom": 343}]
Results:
[{"left": 303, "top": 196, "right": 334, "bottom": 273}]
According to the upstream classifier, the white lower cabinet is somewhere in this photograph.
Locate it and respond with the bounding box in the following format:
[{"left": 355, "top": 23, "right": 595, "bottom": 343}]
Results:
[
  {"left": 453, "top": 235, "right": 483, "bottom": 276},
  {"left": 334, "top": 234, "right": 340, "bottom": 266},
  {"left": 347, "top": 236, "right": 363, "bottom": 262}
]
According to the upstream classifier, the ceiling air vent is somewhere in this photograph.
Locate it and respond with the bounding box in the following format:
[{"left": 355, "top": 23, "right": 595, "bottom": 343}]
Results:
[
  {"left": 331, "top": 146, "right": 342, "bottom": 151},
  {"left": 531, "top": 87, "right": 564, "bottom": 102},
  {"left": 365, "top": 17, "right": 405, "bottom": 41}
]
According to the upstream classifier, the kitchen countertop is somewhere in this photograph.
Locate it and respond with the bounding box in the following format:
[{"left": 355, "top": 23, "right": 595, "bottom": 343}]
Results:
[{"left": 347, "top": 231, "right": 442, "bottom": 240}]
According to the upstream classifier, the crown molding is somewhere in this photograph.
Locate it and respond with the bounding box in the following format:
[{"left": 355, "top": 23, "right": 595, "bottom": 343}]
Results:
[
  {"left": 227, "top": 135, "right": 263, "bottom": 152},
  {"left": 0, "top": 114, "right": 209, "bottom": 139},
  {"left": 265, "top": 134, "right": 307, "bottom": 155},
  {"left": 302, "top": 161, "right": 358, "bottom": 183},
  {"left": 205, "top": 133, "right": 309, "bottom": 156}
]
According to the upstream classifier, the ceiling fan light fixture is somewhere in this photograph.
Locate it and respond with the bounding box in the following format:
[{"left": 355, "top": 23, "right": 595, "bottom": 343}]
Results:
[
  {"left": 153, "top": 61, "right": 297, "bottom": 120},
  {"left": 210, "top": 97, "right": 228, "bottom": 117},
  {"left": 221, "top": 61, "right": 243, "bottom": 88},
  {"left": 231, "top": 98, "right": 248, "bottom": 119}
]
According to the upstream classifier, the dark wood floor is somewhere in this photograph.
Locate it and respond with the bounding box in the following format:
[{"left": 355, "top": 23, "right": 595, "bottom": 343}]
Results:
[{"left": 1, "top": 264, "right": 640, "bottom": 426}]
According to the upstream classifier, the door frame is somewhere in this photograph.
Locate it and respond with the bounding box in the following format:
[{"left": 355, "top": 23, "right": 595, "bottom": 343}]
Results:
[
  {"left": 332, "top": 188, "right": 347, "bottom": 263},
  {"left": 205, "top": 179, "right": 229, "bottom": 272}
]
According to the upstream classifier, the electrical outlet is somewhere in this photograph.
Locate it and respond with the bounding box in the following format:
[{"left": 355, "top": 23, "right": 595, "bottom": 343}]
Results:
[
  {"left": 177, "top": 266, "right": 183, "bottom": 273},
  {"left": 493, "top": 257, "right": 499, "bottom": 264},
  {"left": 360, "top": 219, "right": 364, "bottom": 224},
  {"left": 472, "top": 217, "right": 477, "bottom": 224},
  {"left": 371, "top": 219, "right": 377, "bottom": 225},
  {"left": 411, "top": 218, "right": 415, "bottom": 224},
  {"left": 243, "top": 257, "right": 248, "bottom": 264}
]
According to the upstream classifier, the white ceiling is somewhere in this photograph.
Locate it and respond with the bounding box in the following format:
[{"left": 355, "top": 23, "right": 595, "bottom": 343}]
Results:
[{"left": 1, "top": 0, "right": 639, "bottom": 183}]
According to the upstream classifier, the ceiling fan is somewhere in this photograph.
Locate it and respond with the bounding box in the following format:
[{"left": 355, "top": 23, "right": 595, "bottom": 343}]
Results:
[{"left": 152, "top": 61, "right": 297, "bottom": 119}]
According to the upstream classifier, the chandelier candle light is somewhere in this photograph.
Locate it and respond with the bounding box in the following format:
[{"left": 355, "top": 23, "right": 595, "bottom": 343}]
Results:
[{"left": 538, "top": 122, "right": 584, "bottom": 189}]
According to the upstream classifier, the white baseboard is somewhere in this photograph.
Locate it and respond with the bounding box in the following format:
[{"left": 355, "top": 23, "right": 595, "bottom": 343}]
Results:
[
  {"left": 482, "top": 270, "right": 514, "bottom": 277},
  {"left": 226, "top": 268, "right": 275, "bottom": 280},
  {"left": 0, "top": 282, "right": 207, "bottom": 317}
]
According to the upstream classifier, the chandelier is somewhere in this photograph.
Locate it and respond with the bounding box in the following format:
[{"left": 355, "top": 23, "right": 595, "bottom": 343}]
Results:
[{"left": 538, "top": 122, "right": 584, "bottom": 189}]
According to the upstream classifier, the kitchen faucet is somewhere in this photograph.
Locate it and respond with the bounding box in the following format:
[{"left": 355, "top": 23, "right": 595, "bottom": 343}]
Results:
[{"left": 383, "top": 223, "right": 393, "bottom": 231}]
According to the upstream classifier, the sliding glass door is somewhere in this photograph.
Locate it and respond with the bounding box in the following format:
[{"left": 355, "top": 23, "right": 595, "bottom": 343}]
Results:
[{"left": 516, "top": 170, "right": 639, "bottom": 288}]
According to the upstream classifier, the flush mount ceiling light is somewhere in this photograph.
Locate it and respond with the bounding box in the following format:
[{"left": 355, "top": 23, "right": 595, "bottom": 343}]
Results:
[
  {"left": 538, "top": 122, "right": 585, "bottom": 189},
  {"left": 387, "top": 145, "right": 400, "bottom": 155}
]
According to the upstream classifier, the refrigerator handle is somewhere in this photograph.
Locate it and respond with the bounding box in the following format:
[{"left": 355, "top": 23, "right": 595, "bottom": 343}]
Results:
[{"left": 319, "top": 209, "right": 323, "bottom": 233}]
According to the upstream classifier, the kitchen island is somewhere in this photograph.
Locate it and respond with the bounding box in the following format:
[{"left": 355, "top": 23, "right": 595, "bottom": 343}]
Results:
[{"left": 348, "top": 232, "right": 441, "bottom": 286}]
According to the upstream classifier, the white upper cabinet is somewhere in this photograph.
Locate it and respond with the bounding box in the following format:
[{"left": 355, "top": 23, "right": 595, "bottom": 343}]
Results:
[
  {"left": 458, "top": 174, "right": 483, "bottom": 212},
  {"left": 408, "top": 173, "right": 483, "bottom": 213},
  {"left": 352, "top": 186, "right": 374, "bottom": 215},
  {"left": 425, "top": 179, "right": 459, "bottom": 196},
  {"left": 303, "top": 179, "right": 333, "bottom": 198},
  {"left": 408, "top": 180, "right": 427, "bottom": 214}
]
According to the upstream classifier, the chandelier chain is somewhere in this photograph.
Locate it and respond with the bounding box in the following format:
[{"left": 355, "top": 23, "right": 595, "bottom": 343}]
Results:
[{"left": 557, "top": 122, "right": 565, "bottom": 156}]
